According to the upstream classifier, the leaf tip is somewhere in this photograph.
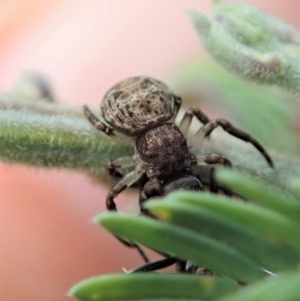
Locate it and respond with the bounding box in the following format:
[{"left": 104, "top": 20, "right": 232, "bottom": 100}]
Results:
[
  {"left": 146, "top": 200, "right": 172, "bottom": 221},
  {"left": 68, "top": 282, "right": 100, "bottom": 301},
  {"left": 188, "top": 9, "right": 211, "bottom": 34},
  {"left": 92, "top": 212, "right": 115, "bottom": 227}
]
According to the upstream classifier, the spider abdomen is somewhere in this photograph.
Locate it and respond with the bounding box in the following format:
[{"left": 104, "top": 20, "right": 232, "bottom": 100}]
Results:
[{"left": 100, "top": 76, "right": 181, "bottom": 136}]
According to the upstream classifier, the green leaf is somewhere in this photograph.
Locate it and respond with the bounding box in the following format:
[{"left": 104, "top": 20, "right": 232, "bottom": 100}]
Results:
[
  {"left": 70, "top": 273, "right": 238, "bottom": 301},
  {"left": 189, "top": 3, "right": 300, "bottom": 95},
  {"left": 97, "top": 212, "right": 266, "bottom": 283},
  {"left": 167, "top": 192, "right": 300, "bottom": 253},
  {"left": 145, "top": 199, "right": 299, "bottom": 271},
  {"left": 167, "top": 58, "right": 298, "bottom": 154},
  {"left": 219, "top": 270, "right": 300, "bottom": 301},
  {"left": 217, "top": 169, "right": 300, "bottom": 222}
]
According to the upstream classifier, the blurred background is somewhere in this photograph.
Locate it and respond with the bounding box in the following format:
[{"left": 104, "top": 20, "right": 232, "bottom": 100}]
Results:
[{"left": 0, "top": 1, "right": 299, "bottom": 300}]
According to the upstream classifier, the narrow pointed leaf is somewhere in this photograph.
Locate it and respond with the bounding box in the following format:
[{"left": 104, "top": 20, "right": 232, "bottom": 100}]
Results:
[
  {"left": 70, "top": 273, "right": 239, "bottom": 301},
  {"left": 168, "top": 192, "right": 300, "bottom": 253},
  {"left": 217, "top": 169, "right": 300, "bottom": 222},
  {"left": 219, "top": 271, "right": 300, "bottom": 301},
  {"left": 146, "top": 200, "right": 299, "bottom": 271},
  {"left": 97, "top": 212, "right": 266, "bottom": 283}
]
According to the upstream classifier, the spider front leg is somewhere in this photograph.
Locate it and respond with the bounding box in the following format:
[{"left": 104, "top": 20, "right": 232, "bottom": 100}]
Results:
[
  {"left": 201, "top": 119, "right": 273, "bottom": 168},
  {"left": 107, "top": 155, "right": 136, "bottom": 179},
  {"left": 83, "top": 105, "right": 115, "bottom": 136},
  {"left": 139, "top": 178, "right": 163, "bottom": 215},
  {"left": 205, "top": 154, "right": 232, "bottom": 194},
  {"left": 201, "top": 153, "right": 232, "bottom": 167},
  {"left": 106, "top": 169, "right": 143, "bottom": 211},
  {"left": 178, "top": 107, "right": 210, "bottom": 136},
  {"left": 127, "top": 257, "right": 179, "bottom": 273},
  {"left": 106, "top": 168, "right": 149, "bottom": 262},
  {"left": 186, "top": 108, "right": 274, "bottom": 168},
  {"left": 195, "top": 154, "right": 233, "bottom": 194}
]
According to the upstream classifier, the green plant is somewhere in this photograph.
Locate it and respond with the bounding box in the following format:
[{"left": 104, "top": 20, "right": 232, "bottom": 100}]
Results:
[
  {"left": 70, "top": 170, "right": 300, "bottom": 301},
  {"left": 189, "top": 1, "right": 300, "bottom": 96}
]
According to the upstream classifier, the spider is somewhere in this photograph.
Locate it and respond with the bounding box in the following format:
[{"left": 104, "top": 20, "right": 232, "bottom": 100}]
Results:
[
  {"left": 84, "top": 76, "right": 273, "bottom": 169},
  {"left": 105, "top": 123, "right": 244, "bottom": 214},
  {"left": 129, "top": 171, "right": 212, "bottom": 274},
  {"left": 110, "top": 124, "right": 231, "bottom": 274},
  {"left": 83, "top": 76, "right": 274, "bottom": 263}
]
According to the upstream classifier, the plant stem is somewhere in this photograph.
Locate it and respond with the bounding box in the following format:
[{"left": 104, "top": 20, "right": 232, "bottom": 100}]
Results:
[{"left": 1, "top": 94, "right": 299, "bottom": 191}]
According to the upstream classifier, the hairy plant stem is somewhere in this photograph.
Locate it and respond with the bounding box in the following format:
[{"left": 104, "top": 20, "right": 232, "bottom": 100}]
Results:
[
  {"left": 0, "top": 94, "right": 299, "bottom": 192},
  {"left": 189, "top": 2, "right": 300, "bottom": 96}
]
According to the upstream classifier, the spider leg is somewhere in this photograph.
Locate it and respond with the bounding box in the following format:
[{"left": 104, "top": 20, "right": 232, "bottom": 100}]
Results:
[
  {"left": 193, "top": 118, "right": 274, "bottom": 168},
  {"left": 176, "top": 260, "right": 209, "bottom": 274},
  {"left": 178, "top": 110, "right": 193, "bottom": 136},
  {"left": 106, "top": 169, "right": 143, "bottom": 211},
  {"left": 127, "top": 257, "right": 178, "bottom": 273},
  {"left": 204, "top": 119, "right": 274, "bottom": 168},
  {"left": 205, "top": 154, "right": 233, "bottom": 195},
  {"left": 117, "top": 238, "right": 149, "bottom": 263},
  {"left": 176, "top": 260, "right": 194, "bottom": 273},
  {"left": 182, "top": 107, "right": 273, "bottom": 168},
  {"left": 106, "top": 169, "right": 149, "bottom": 262},
  {"left": 133, "top": 259, "right": 214, "bottom": 274},
  {"left": 178, "top": 107, "right": 210, "bottom": 150},
  {"left": 178, "top": 107, "right": 210, "bottom": 137},
  {"left": 107, "top": 155, "right": 136, "bottom": 179},
  {"left": 139, "top": 178, "right": 162, "bottom": 216},
  {"left": 83, "top": 105, "right": 114, "bottom": 136},
  {"left": 195, "top": 154, "right": 233, "bottom": 195},
  {"left": 209, "top": 168, "right": 218, "bottom": 193},
  {"left": 208, "top": 167, "right": 234, "bottom": 196},
  {"left": 185, "top": 106, "right": 211, "bottom": 124},
  {"left": 203, "top": 153, "right": 232, "bottom": 167}
]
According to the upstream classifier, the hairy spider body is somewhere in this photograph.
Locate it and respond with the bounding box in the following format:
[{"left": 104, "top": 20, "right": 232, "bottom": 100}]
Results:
[
  {"left": 136, "top": 123, "right": 195, "bottom": 178},
  {"left": 83, "top": 75, "right": 274, "bottom": 263},
  {"left": 136, "top": 124, "right": 203, "bottom": 213},
  {"left": 84, "top": 76, "right": 273, "bottom": 168},
  {"left": 119, "top": 124, "right": 211, "bottom": 273},
  {"left": 106, "top": 122, "right": 234, "bottom": 215}
]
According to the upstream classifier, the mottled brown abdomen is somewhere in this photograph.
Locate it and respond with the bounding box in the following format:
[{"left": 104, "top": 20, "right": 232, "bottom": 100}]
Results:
[{"left": 100, "top": 76, "right": 181, "bottom": 136}]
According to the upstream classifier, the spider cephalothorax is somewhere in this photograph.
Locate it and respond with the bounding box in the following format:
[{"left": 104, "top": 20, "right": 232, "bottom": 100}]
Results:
[{"left": 136, "top": 123, "right": 196, "bottom": 179}]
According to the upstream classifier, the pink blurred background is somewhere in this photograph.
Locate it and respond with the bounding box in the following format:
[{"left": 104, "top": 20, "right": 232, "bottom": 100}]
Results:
[{"left": 0, "top": 1, "right": 299, "bottom": 300}]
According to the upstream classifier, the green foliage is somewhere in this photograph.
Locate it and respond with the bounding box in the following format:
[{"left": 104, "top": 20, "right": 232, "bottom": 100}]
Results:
[
  {"left": 219, "top": 270, "right": 300, "bottom": 301},
  {"left": 69, "top": 273, "right": 238, "bottom": 301},
  {"left": 167, "top": 58, "right": 299, "bottom": 154},
  {"left": 0, "top": 94, "right": 132, "bottom": 181},
  {"left": 70, "top": 170, "right": 300, "bottom": 300},
  {"left": 189, "top": 2, "right": 300, "bottom": 95}
]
